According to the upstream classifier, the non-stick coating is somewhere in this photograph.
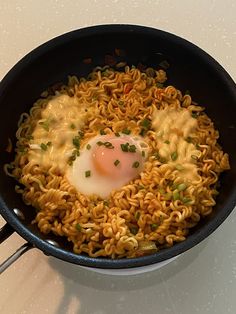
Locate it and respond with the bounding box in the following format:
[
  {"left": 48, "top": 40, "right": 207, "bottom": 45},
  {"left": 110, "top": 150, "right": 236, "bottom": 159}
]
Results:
[{"left": 0, "top": 25, "right": 236, "bottom": 269}]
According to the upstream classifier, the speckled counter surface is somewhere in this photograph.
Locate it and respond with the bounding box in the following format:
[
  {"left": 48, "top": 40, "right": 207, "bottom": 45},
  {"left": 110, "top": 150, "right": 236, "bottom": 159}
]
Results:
[{"left": 0, "top": 1, "right": 236, "bottom": 313}]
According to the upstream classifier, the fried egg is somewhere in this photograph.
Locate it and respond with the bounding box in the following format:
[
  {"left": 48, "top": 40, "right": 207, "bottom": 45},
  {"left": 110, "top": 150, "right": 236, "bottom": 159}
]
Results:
[{"left": 66, "top": 134, "right": 149, "bottom": 198}]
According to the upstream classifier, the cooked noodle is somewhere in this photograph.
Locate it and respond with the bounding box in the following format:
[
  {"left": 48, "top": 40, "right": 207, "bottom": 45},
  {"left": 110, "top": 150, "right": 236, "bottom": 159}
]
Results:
[{"left": 5, "top": 66, "right": 230, "bottom": 258}]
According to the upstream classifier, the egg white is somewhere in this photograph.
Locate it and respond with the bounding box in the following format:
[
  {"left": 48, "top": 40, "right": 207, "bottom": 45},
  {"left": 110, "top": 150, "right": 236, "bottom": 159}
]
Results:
[{"left": 66, "top": 134, "right": 148, "bottom": 198}]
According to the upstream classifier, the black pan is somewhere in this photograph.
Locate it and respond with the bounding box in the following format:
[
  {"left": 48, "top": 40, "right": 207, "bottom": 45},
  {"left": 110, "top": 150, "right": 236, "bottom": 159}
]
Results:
[{"left": 0, "top": 25, "right": 236, "bottom": 271}]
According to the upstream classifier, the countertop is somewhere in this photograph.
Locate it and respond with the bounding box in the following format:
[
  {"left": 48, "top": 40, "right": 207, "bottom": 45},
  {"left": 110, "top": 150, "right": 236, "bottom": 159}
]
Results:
[{"left": 0, "top": 1, "right": 236, "bottom": 313}]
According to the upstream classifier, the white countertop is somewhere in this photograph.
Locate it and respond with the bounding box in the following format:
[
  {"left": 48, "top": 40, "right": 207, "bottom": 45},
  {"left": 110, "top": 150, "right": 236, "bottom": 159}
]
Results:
[{"left": 0, "top": 1, "right": 236, "bottom": 313}]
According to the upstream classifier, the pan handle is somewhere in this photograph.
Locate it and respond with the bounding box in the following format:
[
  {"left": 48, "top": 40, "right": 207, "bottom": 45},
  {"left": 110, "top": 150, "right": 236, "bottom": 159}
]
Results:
[
  {"left": 0, "top": 222, "right": 15, "bottom": 244},
  {"left": 0, "top": 222, "right": 34, "bottom": 274},
  {"left": 0, "top": 242, "right": 34, "bottom": 274}
]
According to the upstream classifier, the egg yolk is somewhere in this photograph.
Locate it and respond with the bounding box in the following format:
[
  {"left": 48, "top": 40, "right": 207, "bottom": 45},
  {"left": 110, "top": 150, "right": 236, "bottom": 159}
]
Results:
[{"left": 92, "top": 135, "right": 144, "bottom": 179}]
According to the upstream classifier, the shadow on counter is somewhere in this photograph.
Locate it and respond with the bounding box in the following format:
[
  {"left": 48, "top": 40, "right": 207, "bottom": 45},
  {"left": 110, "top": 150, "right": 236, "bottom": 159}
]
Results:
[{"left": 48, "top": 238, "right": 208, "bottom": 314}]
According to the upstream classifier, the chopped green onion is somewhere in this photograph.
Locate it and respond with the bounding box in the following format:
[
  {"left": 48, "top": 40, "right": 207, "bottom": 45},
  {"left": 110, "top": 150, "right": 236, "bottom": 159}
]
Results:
[
  {"left": 150, "top": 223, "right": 158, "bottom": 231},
  {"left": 146, "top": 99, "right": 152, "bottom": 107},
  {"left": 154, "top": 152, "right": 166, "bottom": 163},
  {"left": 196, "top": 144, "right": 200, "bottom": 149},
  {"left": 121, "top": 143, "right": 129, "bottom": 152},
  {"left": 191, "top": 155, "right": 198, "bottom": 161},
  {"left": 115, "top": 132, "right": 120, "bottom": 137},
  {"left": 173, "top": 190, "right": 180, "bottom": 201},
  {"left": 130, "top": 226, "right": 138, "bottom": 235},
  {"left": 100, "top": 129, "right": 106, "bottom": 135},
  {"left": 122, "top": 129, "right": 131, "bottom": 135},
  {"left": 139, "top": 118, "right": 151, "bottom": 136},
  {"left": 73, "top": 136, "right": 80, "bottom": 149},
  {"left": 78, "top": 131, "right": 84, "bottom": 138},
  {"left": 135, "top": 241, "right": 158, "bottom": 256},
  {"left": 86, "top": 144, "right": 91, "bottom": 150},
  {"left": 185, "top": 136, "right": 193, "bottom": 143},
  {"left": 171, "top": 151, "right": 178, "bottom": 161},
  {"left": 156, "top": 82, "right": 164, "bottom": 88},
  {"left": 138, "top": 185, "right": 145, "bottom": 190},
  {"left": 164, "top": 192, "right": 172, "bottom": 200},
  {"left": 132, "top": 161, "right": 140, "bottom": 168},
  {"left": 177, "top": 183, "right": 187, "bottom": 191},
  {"left": 40, "top": 143, "right": 48, "bottom": 151},
  {"left": 71, "top": 155, "right": 76, "bottom": 161},
  {"left": 74, "top": 149, "right": 80, "bottom": 156},
  {"left": 114, "top": 159, "right": 120, "bottom": 166},
  {"left": 164, "top": 140, "right": 170, "bottom": 144},
  {"left": 129, "top": 145, "right": 136, "bottom": 153},
  {"left": 94, "top": 141, "right": 114, "bottom": 149},
  {"left": 103, "top": 200, "right": 109, "bottom": 206},
  {"left": 134, "top": 211, "right": 141, "bottom": 221},
  {"left": 19, "top": 146, "right": 26, "bottom": 153},
  {"left": 139, "top": 128, "right": 146, "bottom": 136},
  {"left": 102, "top": 69, "right": 110, "bottom": 77},
  {"left": 39, "top": 121, "right": 49, "bottom": 131},
  {"left": 171, "top": 183, "right": 178, "bottom": 191},
  {"left": 68, "top": 149, "right": 80, "bottom": 165},
  {"left": 76, "top": 223, "right": 82, "bottom": 231},
  {"left": 70, "top": 123, "right": 76, "bottom": 129},
  {"left": 15, "top": 184, "right": 21, "bottom": 191},
  {"left": 68, "top": 160, "right": 73, "bottom": 166},
  {"left": 26, "top": 135, "right": 34, "bottom": 140},
  {"left": 158, "top": 188, "right": 165, "bottom": 195},
  {"left": 191, "top": 113, "right": 198, "bottom": 119},
  {"left": 182, "top": 197, "right": 192, "bottom": 204},
  {"left": 104, "top": 141, "right": 114, "bottom": 149},
  {"left": 85, "top": 170, "right": 91, "bottom": 178},
  {"left": 140, "top": 118, "right": 151, "bottom": 130},
  {"left": 118, "top": 100, "right": 124, "bottom": 106},
  {"left": 160, "top": 157, "right": 167, "bottom": 163},
  {"left": 142, "top": 151, "right": 145, "bottom": 157},
  {"left": 68, "top": 151, "right": 77, "bottom": 165},
  {"left": 175, "top": 164, "right": 185, "bottom": 171}
]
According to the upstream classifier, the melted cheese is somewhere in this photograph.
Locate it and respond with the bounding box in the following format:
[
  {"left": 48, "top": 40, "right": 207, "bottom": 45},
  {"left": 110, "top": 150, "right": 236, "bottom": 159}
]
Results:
[
  {"left": 152, "top": 107, "right": 201, "bottom": 182},
  {"left": 28, "top": 94, "right": 87, "bottom": 171}
]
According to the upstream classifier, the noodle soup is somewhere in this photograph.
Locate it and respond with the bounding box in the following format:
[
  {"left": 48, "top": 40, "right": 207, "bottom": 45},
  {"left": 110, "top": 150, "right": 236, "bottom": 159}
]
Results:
[{"left": 5, "top": 66, "right": 230, "bottom": 258}]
